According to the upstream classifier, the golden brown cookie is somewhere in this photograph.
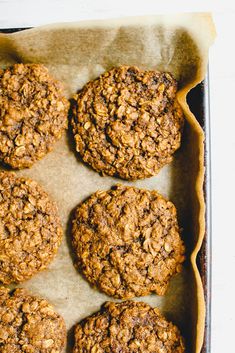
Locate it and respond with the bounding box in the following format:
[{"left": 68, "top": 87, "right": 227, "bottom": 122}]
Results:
[
  {"left": 71, "top": 66, "right": 184, "bottom": 180},
  {"left": 0, "top": 287, "right": 66, "bottom": 353},
  {"left": 72, "top": 185, "right": 185, "bottom": 299},
  {"left": 0, "top": 171, "right": 63, "bottom": 284},
  {"left": 0, "top": 63, "right": 69, "bottom": 169},
  {"left": 73, "top": 301, "right": 185, "bottom": 353}
]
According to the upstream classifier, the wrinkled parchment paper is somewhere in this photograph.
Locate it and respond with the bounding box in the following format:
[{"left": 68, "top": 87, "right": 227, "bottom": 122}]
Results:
[{"left": 0, "top": 13, "right": 215, "bottom": 353}]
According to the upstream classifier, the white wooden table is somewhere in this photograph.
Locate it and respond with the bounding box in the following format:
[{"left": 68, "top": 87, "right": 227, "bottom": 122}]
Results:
[{"left": 0, "top": 1, "right": 234, "bottom": 352}]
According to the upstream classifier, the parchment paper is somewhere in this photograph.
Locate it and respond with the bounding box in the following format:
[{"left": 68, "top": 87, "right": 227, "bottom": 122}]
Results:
[{"left": 0, "top": 13, "right": 216, "bottom": 353}]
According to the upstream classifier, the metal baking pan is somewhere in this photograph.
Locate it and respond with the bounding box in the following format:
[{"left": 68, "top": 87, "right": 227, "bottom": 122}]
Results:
[
  {"left": 0, "top": 27, "right": 211, "bottom": 353},
  {"left": 187, "top": 75, "right": 211, "bottom": 353}
]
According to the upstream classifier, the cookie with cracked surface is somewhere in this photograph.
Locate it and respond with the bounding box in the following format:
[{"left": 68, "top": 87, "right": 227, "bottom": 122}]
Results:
[
  {"left": 72, "top": 185, "right": 185, "bottom": 299},
  {"left": 71, "top": 66, "right": 184, "bottom": 180},
  {"left": 0, "top": 63, "right": 69, "bottom": 169},
  {"left": 0, "top": 287, "right": 66, "bottom": 353},
  {"left": 73, "top": 301, "right": 185, "bottom": 353},
  {"left": 0, "top": 171, "right": 63, "bottom": 284}
]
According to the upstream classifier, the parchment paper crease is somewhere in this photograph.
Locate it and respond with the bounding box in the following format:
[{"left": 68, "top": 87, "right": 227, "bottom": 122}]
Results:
[{"left": 0, "top": 13, "right": 216, "bottom": 353}]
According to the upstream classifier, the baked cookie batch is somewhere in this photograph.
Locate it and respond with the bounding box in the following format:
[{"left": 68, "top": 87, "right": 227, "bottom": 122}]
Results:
[
  {"left": 0, "top": 172, "right": 63, "bottom": 284},
  {"left": 0, "top": 64, "right": 186, "bottom": 352},
  {"left": 0, "top": 287, "right": 66, "bottom": 353},
  {"left": 72, "top": 184, "right": 185, "bottom": 299},
  {"left": 74, "top": 301, "right": 185, "bottom": 353},
  {"left": 0, "top": 64, "right": 69, "bottom": 169},
  {"left": 71, "top": 66, "right": 184, "bottom": 180}
]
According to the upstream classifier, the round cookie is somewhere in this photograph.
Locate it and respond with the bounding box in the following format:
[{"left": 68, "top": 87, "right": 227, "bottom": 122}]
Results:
[
  {"left": 72, "top": 185, "right": 185, "bottom": 299},
  {"left": 71, "top": 66, "right": 184, "bottom": 180},
  {"left": 0, "top": 287, "right": 66, "bottom": 353},
  {"left": 0, "top": 63, "right": 69, "bottom": 169},
  {"left": 0, "top": 171, "right": 63, "bottom": 284},
  {"left": 73, "top": 301, "right": 185, "bottom": 353}
]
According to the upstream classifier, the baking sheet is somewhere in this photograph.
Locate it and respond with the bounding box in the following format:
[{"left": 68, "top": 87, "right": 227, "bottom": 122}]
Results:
[
  {"left": 0, "top": 14, "right": 216, "bottom": 353},
  {"left": 187, "top": 76, "right": 212, "bottom": 353}
]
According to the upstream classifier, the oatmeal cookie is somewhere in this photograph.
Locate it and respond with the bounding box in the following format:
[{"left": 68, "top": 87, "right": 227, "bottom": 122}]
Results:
[
  {"left": 0, "top": 63, "right": 69, "bottom": 169},
  {"left": 0, "top": 287, "right": 66, "bottom": 353},
  {"left": 72, "top": 185, "right": 185, "bottom": 299},
  {"left": 71, "top": 66, "right": 184, "bottom": 180},
  {"left": 73, "top": 301, "right": 185, "bottom": 353},
  {"left": 0, "top": 171, "right": 63, "bottom": 284}
]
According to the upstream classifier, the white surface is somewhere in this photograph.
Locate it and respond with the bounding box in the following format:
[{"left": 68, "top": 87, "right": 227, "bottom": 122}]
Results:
[{"left": 0, "top": 1, "right": 234, "bottom": 352}]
